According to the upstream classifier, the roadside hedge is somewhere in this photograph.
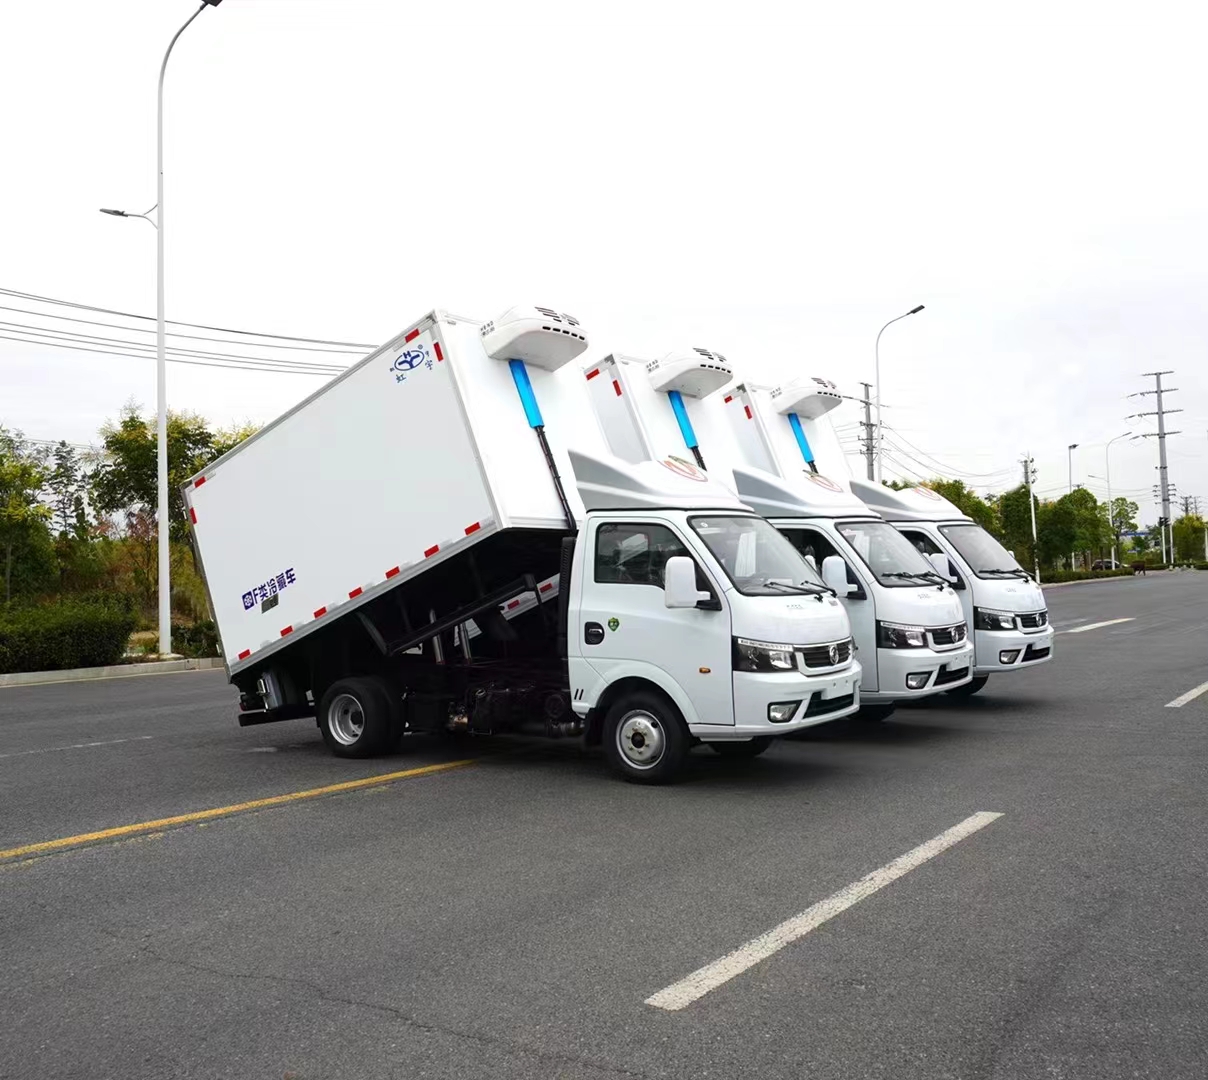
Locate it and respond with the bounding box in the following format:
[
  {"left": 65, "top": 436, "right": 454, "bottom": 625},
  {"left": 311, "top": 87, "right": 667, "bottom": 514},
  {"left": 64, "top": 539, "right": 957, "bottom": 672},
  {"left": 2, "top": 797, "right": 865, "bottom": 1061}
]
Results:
[
  {"left": 0, "top": 602, "right": 138, "bottom": 674},
  {"left": 172, "top": 619, "right": 219, "bottom": 659},
  {"left": 1043, "top": 568, "right": 1135, "bottom": 584}
]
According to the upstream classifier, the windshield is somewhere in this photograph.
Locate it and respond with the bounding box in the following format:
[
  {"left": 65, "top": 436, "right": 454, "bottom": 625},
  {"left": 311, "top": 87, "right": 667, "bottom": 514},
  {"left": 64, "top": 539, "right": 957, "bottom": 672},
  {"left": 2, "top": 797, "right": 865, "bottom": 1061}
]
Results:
[
  {"left": 938, "top": 523, "right": 1026, "bottom": 578},
  {"left": 836, "top": 519, "right": 941, "bottom": 587},
  {"left": 689, "top": 515, "right": 829, "bottom": 596}
]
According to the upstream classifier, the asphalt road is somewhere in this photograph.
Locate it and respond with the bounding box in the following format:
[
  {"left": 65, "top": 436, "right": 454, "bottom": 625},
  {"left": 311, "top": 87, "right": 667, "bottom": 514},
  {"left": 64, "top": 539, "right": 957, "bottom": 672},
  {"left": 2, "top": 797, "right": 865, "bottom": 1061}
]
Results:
[{"left": 1, "top": 573, "right": 1206, "bottom": 1079}]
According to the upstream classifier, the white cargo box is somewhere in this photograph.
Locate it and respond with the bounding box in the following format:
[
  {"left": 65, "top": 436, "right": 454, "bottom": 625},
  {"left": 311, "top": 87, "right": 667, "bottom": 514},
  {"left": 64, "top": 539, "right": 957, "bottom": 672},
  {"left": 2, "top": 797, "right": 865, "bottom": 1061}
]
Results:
[{"left": 186, "top": 309, "right": 606, "bottom": 674}]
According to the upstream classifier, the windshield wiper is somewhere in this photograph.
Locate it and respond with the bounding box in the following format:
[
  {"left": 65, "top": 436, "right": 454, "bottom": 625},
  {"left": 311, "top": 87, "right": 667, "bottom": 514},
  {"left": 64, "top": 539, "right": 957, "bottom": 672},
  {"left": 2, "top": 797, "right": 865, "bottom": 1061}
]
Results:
[
  {"left": 981, "top": 567, "right": 1029, "bottom": 578},
  {"left": 754, "top": 578, "right": 833, "bottom": 597},
  {"left": 882, "top": 570, "right": 940, "bottom": 584}
]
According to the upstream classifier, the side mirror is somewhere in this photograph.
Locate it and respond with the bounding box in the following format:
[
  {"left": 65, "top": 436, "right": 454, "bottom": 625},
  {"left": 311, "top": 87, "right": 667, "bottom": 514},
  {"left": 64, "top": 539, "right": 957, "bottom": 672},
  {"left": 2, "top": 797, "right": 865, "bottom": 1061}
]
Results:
[
  {"left": 928, "top": 552, "right": 955, "bottom": 582},
  {"left": 664, "top": 556, "right": 711, "bottom": 609},
  {"left": 821, "top": 555, "right": 854, "bottom": 597}
]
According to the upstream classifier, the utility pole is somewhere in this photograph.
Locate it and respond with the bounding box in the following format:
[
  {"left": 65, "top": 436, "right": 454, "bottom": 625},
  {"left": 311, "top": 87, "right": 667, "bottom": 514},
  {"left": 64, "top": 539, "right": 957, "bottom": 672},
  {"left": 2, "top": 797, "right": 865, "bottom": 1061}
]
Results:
[
  {"left": 1023, "top": 453, "right": 1039, "bottom": 583},
  {"left": 1132, "top": 371, "right": 1181, "bottom": 567},
  {"left": 859, "top": 381, "right": 876, "bottom": 481}
]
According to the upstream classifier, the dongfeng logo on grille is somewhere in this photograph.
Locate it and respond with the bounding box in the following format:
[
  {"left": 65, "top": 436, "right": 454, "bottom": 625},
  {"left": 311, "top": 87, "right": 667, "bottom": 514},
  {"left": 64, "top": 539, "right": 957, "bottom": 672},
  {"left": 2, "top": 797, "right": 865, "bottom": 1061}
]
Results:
[{"left": 828, "top": 643, "right": 840, "bottom": 665}]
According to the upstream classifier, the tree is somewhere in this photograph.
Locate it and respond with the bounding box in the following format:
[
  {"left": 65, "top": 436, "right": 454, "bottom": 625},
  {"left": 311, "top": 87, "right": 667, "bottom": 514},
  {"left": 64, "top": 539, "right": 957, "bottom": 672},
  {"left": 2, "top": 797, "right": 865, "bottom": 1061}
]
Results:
[
  {"left": 1037, "top": 498, "right": 1076, "bottom": 567},
  {"left": 924, "top": 479, "right": 1001, "bottom": 537},
  {"left": 998, "top": 484, "right": 1038, "bottom": 568},
  {"left": 0, "top": 428, "right": 54, "bottom": 603},
  {"left": 91, "top": 406, "right": 256, "bottom": 544},
  {"left": 1173, "top": 514, "right": 1206, "bottom": 562},
  {"left": 1107, "top": 497, "right": 1139, "bottom": 554},
  {"left": 44, "top": 441, "right": 90, "bottom": 539}
]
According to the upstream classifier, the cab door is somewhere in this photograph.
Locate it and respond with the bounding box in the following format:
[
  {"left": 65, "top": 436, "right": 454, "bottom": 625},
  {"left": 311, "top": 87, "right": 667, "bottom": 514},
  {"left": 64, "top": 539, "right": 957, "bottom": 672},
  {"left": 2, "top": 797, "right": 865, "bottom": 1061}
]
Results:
[
  {"left": 780, "top": 524, "right": 878, "bottom": 691},
  {"left": 577, "top": 518, "right": 734, "bottom": 726}
]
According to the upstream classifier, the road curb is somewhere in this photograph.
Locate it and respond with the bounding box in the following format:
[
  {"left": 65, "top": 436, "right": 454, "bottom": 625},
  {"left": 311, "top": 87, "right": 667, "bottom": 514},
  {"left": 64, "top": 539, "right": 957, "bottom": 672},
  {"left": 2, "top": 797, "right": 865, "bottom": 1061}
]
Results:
[
  {"left": 1041, "top": 575, "right": 1147, "bottom": 589},
  {"left": 0, "top": 657, "right": 225, "bottom": 689}
]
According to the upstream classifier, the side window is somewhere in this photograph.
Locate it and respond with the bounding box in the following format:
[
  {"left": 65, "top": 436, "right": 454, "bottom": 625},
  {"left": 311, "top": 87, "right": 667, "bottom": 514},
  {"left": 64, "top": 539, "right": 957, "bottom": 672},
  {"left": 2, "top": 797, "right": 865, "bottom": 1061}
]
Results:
[
  {"left": 595, "top": 523, "right": 691, "bottom": 587},
  {"left": 901, "top": 529, "right": 942, "bottom": 556},
  {"left": 783, "top": 527, "right": 840, "bottom": 573}
]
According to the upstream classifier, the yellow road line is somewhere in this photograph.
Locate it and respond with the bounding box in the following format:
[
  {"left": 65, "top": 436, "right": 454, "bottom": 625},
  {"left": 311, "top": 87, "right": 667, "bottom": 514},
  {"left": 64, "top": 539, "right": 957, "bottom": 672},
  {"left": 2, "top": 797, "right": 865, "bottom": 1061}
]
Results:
[{"left": 0, "top": 759, "right": 475, "bottom": 862}]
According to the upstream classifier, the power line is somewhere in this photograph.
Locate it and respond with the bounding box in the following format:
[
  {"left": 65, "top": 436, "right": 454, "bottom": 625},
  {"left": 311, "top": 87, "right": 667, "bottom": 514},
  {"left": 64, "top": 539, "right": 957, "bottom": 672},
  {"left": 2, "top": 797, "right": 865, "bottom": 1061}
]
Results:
[
  {"left": 0, "top": 303, "right": 368, "bottom": 356},
  {"left": 0, "top": 286, "right": 376, "bottom": 350},
  {"left": 0, "top": 322, "right": 345, "bottom": 374},
  {"left": 0, "top": 331, "right": 341, "bottom": 377}
]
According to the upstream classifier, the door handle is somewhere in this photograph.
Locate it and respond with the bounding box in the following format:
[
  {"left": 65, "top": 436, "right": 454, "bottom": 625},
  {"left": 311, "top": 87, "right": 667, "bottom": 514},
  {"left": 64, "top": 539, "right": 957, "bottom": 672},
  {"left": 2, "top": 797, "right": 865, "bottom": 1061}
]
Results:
[{"left": 584, "top": 622, "right": 605, "bottom": 645}]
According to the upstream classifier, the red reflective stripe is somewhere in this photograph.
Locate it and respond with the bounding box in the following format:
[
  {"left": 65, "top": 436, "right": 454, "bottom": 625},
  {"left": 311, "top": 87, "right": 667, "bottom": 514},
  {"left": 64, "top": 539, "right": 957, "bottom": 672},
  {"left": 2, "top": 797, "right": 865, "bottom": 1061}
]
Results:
[
  {"left": 585, "top": 368, "right": 600, "bottom": 380},
  {"left": 237, "top": 649, "right": 251, "bottom": 661},
  {"left": 313, "top": 607, "right": 327, "bottom": 618},
  {"left": 744, "top": 405, "right": 752, "bottom": 419},
  {"left": 193, "top": 475, "right": 207, "bottom": 487},
  {"left": 613, "top": 380, "right": 622, "bottom": 396},
  {"left": 464, "top": 522, "right": 481, "bottom": 536},
  {"left": 385, "top": 566, "right": 401, "bottom": 578},
  {"left": 405, "top": 328, "right": 420, "bottom": 342},
  {"left": 724, "top": 395, "right": 733, "bottom": 403},
  {"left": 189, "top": 507, "right": 197, "bottom": 524},
  {"left": 280, "top": 626, "right": 293, "bottom": 637},
  {"left": 433, "top": 341, "right": 443, "bottom": 361},
  {"left": 539, "top": 582, "right": 553, "bottom": 593},
  {"left": 424, "top": 544, "right": 439, "bottom": 558},
  {"left": 348, "top": 586, "right": 363, "bottom": 599},
  {"left": 507, "top": 600, "right": 521, "bottom": 610}
]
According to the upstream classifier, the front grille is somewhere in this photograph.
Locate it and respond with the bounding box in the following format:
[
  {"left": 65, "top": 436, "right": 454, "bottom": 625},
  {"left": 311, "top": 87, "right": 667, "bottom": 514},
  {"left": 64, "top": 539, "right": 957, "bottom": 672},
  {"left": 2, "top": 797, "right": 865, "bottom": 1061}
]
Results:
[
  {"left": 804, "top": 691, "right": 855, "bottom": 718},
  {"left": 1023, "top": 644, "right": 1050, "bottom": 662},
  {"left": 1018, "top": 611, "right": 1048, "bottom": 629},
  {"left": 929, "top": 623, "right": 967, "bottom": 648},
  {"left": 934, "top": 664, "right": 971, "bottom": 686},
  {"left": 797, "top": 638, "right": 853, "bottom": 669}
]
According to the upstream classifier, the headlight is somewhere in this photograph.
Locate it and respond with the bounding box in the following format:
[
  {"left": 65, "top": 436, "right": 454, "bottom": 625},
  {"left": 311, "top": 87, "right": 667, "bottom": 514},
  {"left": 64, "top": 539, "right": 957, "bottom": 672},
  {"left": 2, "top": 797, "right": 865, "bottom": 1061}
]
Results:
[
  {"left": 952, "top": 622, "right": 968, "bottom": 642},
  {"left": 877, "top": 621, "right": 927, "bottom": 649},
  {"left": 974, "top": 608, "right": 1017, "bottom": 631},
  {"left": 733, "top": 637, "right": 796, "bottom": 672}
]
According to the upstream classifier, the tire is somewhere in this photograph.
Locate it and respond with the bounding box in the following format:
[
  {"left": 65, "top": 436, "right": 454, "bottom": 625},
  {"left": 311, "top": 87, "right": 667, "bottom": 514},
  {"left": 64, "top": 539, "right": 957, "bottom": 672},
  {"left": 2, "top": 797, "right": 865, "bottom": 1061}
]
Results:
[
  {"left": 602, "top": 690, "right": 689, "bottom": 784},
  {"left": 317, "top": 676, "right": 396, "bottom": 758},
  {"left": 709, "top": 737, "right": 773, "bottom": 759},
  {"left": 945, "top": 674, "right": 989, "bottom": 698},
  {"left": 856, "top": 704, "right": 897, "bottom": 723}
]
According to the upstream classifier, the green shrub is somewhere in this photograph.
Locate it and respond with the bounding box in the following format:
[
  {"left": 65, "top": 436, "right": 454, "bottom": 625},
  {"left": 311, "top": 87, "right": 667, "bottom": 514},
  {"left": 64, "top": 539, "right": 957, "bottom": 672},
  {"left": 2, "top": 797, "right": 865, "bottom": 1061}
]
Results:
[
  {"left": 0, "top": 602, "right": 138, "bottom": 674},
  {"left": 1195, "top": 562, "right": 1208, "bottom": 571},
  {"left": 171, "top": 619, "right": 219, "bottom": 659},
  {"left": 1043, "top": 568, "right": 1135, "bottom": 583}
]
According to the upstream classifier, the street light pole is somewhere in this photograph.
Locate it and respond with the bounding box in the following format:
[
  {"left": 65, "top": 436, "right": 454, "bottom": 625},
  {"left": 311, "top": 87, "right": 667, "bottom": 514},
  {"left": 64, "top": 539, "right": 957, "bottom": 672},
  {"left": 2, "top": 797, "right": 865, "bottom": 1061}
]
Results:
[
  {"left": 1067, "top": 442, "right": 1078, "bottom": 570},
  {"left": 1104, "top": 431, "right": 1131, "bottom": 566},
  {"left": 874, "top": 304, "right": 924, "bottom": 484},
  {"left": 101, "top": 0, "right": 223, "bottom": 657}
]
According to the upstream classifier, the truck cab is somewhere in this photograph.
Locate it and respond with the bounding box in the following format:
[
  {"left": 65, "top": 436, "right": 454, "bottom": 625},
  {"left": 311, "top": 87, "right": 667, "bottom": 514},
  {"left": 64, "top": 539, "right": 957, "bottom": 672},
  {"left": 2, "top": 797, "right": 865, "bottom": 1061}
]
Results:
[
  {"left": 850, "top": 479, "right": 1055, "bottom": 694},
  {"left": 583, "top": 354, "right": 972, "bottom": 707}
]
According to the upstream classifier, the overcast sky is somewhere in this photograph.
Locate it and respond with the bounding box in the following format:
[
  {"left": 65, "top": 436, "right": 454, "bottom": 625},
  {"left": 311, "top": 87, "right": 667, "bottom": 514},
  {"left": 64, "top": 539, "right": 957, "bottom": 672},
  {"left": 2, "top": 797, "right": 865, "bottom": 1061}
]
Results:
[{"left": 3, "top": 0, "right": 1205, "bottom": 523}]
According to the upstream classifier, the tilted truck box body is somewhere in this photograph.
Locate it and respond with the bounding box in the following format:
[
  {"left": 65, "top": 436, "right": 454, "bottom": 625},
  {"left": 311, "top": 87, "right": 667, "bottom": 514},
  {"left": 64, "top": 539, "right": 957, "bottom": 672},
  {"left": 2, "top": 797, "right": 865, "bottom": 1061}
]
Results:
[{"left": 185, "top": 310, "right": 605, "bottom": 675}]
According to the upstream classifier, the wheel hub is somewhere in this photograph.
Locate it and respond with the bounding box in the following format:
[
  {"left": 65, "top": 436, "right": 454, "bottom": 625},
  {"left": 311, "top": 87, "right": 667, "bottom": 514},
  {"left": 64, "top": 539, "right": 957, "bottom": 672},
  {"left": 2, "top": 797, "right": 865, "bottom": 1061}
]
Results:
[
  {"left": 327, "top": 693, "right": 365, "bottom": 746},
  {"left": 616, "top": 710, "right": 665, "bottom": 768}
]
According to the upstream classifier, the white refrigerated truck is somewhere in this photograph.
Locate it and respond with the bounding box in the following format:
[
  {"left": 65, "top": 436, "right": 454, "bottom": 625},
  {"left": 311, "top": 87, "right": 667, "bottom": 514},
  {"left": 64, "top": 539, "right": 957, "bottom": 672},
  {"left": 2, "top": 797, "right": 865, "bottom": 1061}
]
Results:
[
  {"left": 184, "top": 307, "right": 861, "bottom": 782},
  {"left": 849, "top": 479, "right": 1054, "bottom": 695},
  {"left": 584, "top": 352, "right": 973, "bottom": 711}
]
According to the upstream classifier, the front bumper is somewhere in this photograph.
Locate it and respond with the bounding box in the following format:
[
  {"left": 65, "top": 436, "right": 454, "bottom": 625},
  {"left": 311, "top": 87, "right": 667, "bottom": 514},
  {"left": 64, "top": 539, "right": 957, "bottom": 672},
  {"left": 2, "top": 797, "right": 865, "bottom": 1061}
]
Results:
[
  {"left": 862, "top": 641, "right": 975, "bottom": 703},
  {"left": 973, "top": 627, "right": 1055, "bottom": 675},
  {"left": 697, "top": 661, "right": 862, "bottom": 740}
]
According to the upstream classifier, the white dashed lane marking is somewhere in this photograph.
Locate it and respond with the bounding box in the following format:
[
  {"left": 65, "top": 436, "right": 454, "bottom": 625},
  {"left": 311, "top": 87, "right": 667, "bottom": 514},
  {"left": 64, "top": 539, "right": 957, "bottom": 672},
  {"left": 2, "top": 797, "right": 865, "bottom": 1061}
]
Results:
[
  {"left": 1059, "top": 618, "right": 1135, "bottom": 634},
  {"left": 1166, "top": 681, "right": 1208, "bottom": 708}
]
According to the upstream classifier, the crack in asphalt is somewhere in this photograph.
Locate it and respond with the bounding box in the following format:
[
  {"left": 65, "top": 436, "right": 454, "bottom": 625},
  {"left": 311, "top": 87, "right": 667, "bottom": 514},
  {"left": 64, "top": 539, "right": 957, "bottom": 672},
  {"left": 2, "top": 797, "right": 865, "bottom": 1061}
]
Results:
[{"left": 133, "top": 944, "right": 656, "bottom": 1080}]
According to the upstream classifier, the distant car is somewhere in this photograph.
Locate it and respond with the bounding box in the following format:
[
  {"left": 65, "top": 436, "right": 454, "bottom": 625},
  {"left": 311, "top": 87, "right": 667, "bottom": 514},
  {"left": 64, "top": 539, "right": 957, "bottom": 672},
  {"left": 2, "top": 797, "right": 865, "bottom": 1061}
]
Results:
[{"left": 1091, "top": 559, "right": 1120, "bottom": 570}]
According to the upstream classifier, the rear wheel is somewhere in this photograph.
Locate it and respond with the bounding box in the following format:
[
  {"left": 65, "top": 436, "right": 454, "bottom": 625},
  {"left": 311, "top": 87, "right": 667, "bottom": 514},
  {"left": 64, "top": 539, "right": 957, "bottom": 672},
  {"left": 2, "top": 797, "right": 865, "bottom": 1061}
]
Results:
[
  {"left": 318, "top": 676, "right": 396, "bottom": 757},
  {"left": 945, "top": 674, "right": 989, "bottom": 698},
  {"left": 709, "top": 737, "right": 773, "bottom": 759},
  {"left": 602, "top": 690, "right": 689, "bottom": 784}
]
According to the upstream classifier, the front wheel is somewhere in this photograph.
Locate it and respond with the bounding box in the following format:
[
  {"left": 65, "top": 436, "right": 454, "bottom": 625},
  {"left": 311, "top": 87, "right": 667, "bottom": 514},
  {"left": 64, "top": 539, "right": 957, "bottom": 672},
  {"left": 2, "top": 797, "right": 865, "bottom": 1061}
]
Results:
[
  {"left": 709, "top": 737, "right": 773, "bottom": 759},
  {"left": 602, "top": 690, "right": 689, "bottom": 784},
  {"left": 318, "top": 676, "right": 396, "bottom": 757},
  {"left": 945, "top": 674, "right": 989, "bottom": 698}
]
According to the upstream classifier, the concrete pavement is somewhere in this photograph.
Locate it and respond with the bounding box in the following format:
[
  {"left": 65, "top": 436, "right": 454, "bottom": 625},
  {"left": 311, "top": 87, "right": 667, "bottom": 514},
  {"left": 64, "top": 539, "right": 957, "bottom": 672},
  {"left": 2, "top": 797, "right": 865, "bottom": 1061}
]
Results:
[{"left": 1, "top": 574, "right": 1205, "bottom": 1079}]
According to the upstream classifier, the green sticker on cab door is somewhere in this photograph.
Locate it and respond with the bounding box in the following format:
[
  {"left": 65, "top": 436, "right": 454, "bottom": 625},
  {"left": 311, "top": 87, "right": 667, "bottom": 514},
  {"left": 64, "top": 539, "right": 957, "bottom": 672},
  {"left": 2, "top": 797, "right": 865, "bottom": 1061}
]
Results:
[{"left": 607, "top": 617, "right": 620, "bottom": 632}]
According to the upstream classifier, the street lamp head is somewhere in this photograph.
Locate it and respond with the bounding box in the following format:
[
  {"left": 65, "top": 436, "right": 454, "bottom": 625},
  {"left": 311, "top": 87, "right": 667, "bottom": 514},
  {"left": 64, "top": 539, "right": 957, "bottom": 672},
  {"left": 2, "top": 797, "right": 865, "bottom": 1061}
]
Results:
[
  {"left": 1068, "top": 443, "right": 1079, "bottom": 450},
  {"left": 908, "top": 305, "right": 925, "bottom": 315},
  {"left": 203, "top": 0, "right": 225, "bottom": 6},
  {"left": 99, "top": 208, "right": 129, "bottom": 217}
]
